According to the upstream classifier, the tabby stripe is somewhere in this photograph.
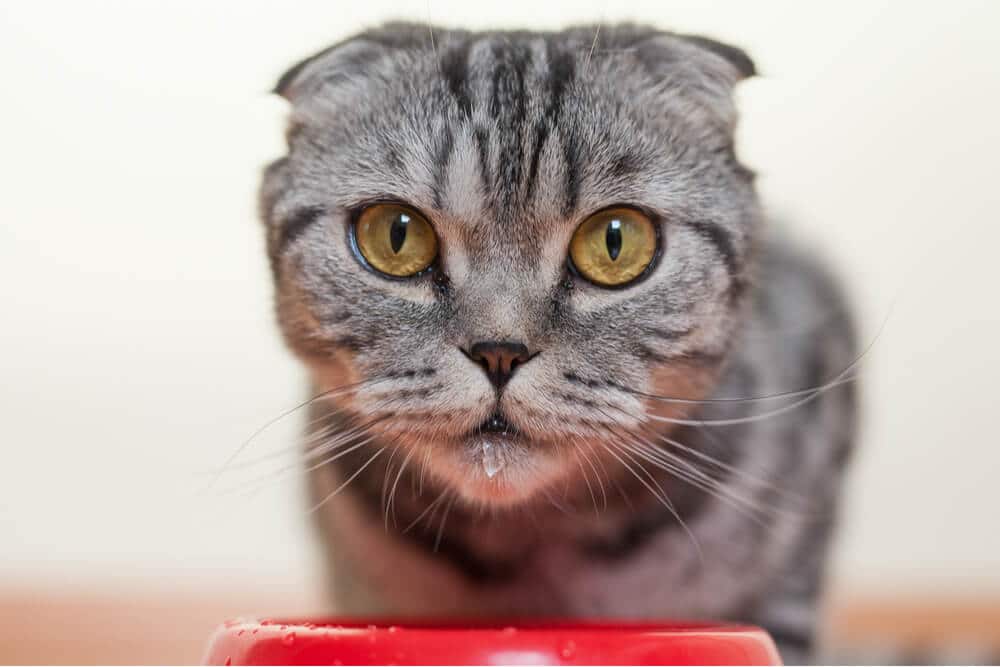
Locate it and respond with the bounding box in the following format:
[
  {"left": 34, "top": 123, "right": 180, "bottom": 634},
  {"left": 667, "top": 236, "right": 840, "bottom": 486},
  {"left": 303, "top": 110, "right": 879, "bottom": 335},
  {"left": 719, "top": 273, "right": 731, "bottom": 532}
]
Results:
[
  {"left": 440, "top": 38, "right": 473, "bottom": 117},
  {"left": 490, "top": 41, "right": 532, "bottom": 210},
  {"left": 561, "top": 127, "right": 581, "bottom": 216},
  {"left": 431, "top": 126, "right": 454, "bottom": 210},
  {"left": 525, "top": 43, "right": 575, "bottom": 203},
  {"left": 680, "top": 220, "right": 741, "bottom": 280},
  {"left": 524, "top": 120, "right": 549, "bottom": 203},
  {"left": 473, "top": 125, "right": 492, "bottom": 193},
  {"left": 277, "top": 205, "right": 325, "bottom": 254}
]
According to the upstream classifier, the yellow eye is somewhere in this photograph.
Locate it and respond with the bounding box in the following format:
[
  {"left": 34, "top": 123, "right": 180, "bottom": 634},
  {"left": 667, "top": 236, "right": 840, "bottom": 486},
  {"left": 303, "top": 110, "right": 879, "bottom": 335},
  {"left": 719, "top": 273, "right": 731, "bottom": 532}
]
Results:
[
  {"left": 353, "top": 204, "right": 438, "bottom": 277},
  {"left": 569, "top": 207, "right": 658, "bottom": 287}
]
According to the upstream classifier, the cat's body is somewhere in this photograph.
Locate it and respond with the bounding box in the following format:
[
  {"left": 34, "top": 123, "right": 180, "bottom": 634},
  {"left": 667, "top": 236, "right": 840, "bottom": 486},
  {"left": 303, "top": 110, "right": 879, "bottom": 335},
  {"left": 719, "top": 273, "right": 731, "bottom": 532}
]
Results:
[{"left": 260, "top": 23, "right": 857, "bottom": 662}]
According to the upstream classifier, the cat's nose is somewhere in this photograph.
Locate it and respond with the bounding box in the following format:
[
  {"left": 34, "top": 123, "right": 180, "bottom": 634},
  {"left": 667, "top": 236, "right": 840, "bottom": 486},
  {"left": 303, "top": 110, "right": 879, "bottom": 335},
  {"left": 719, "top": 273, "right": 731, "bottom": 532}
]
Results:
[{"left": 463, "top": 341, "right": 534, "bottom": 392}]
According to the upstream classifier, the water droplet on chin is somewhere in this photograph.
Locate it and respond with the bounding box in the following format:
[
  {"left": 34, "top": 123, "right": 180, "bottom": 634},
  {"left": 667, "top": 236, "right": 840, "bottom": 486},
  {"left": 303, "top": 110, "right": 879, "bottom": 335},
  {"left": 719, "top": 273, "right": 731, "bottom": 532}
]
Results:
[{"left": 482, "top": 441, "right": 504, "bottom": 478}]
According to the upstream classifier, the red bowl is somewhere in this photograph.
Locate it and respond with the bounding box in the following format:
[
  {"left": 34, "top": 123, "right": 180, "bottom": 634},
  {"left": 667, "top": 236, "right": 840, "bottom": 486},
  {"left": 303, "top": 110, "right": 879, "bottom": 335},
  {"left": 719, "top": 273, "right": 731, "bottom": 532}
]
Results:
[{"left": 204, "top": 618, "right": 781, "bottom": 665}]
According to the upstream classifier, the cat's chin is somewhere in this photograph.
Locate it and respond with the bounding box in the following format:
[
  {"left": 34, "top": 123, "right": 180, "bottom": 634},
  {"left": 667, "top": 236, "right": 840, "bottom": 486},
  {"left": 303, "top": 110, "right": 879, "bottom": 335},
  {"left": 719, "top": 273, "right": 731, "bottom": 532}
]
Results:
[{"left": 433, "top": 434, "right": 566, "bottom": 507}]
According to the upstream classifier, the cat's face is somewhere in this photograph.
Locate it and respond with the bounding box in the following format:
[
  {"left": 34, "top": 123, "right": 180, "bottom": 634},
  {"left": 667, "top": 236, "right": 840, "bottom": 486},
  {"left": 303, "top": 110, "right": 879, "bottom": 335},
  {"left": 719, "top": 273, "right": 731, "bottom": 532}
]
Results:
[{"left": 260, "top": 23, "right": 759, "bottom": 506}]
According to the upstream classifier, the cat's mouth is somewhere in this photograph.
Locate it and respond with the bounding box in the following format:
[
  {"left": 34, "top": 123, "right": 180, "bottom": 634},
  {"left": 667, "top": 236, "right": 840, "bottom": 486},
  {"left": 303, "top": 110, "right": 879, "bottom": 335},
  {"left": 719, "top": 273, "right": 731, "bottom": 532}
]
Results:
[
  {"left": 473, "top": 411, "right": 520, "bottom": 437},
  {"left": 430, "top": 409, "right": 564, "bottom": 505},
  {"left": 460, "top": 410, "right": 531, "bottom": 484}
]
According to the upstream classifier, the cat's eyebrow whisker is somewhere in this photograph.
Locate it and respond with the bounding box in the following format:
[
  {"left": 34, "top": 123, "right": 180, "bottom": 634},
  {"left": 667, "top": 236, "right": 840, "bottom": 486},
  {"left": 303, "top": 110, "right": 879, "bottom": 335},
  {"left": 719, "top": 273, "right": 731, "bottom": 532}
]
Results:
[
  {"left": 585, "top": 24, "right": 602, "bottom": 71},
  {"left": 309, "top": 446, "right": 387, "bottom": 514},
  {"left": 425, "top": 7, "right": 440, "bottom": 72}
]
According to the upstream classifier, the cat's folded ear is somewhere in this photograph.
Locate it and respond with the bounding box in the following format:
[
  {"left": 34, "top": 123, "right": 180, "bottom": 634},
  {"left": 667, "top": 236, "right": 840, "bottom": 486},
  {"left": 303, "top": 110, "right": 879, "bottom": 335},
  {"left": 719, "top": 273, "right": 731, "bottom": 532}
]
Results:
[
  {"left": 632, "top": 31, "right": 756, "bottom": 133},
  {"left": 634, "top": 31, "right": 756, "bottom": 86},
  {"left": 273, "top": 37, "right": 386, "bottom": 104},
  {"left": 675, "top": 34, "right": 756, "bottom": 81}
]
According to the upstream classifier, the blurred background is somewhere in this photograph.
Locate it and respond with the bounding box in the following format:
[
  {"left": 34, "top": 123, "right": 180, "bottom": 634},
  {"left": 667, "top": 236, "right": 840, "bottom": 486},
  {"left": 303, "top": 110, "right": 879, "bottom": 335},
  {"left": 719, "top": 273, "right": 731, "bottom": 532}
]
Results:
[{"left": 2, "top": 0, "right": 998, "bottom": 663}]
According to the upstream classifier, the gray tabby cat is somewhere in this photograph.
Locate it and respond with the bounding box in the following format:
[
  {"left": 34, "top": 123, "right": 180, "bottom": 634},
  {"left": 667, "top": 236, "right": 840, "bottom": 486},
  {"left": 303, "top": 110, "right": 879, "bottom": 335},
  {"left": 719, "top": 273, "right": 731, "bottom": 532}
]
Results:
[{"left": 259, "top": 23, "right": 857, "bottom": 663}]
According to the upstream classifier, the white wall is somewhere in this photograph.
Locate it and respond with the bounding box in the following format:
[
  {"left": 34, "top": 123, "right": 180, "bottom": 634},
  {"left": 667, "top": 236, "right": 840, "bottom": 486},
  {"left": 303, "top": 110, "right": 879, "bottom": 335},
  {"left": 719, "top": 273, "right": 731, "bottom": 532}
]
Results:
[{"left": 1, "top": 0, "right": 998, "bottom": 595}]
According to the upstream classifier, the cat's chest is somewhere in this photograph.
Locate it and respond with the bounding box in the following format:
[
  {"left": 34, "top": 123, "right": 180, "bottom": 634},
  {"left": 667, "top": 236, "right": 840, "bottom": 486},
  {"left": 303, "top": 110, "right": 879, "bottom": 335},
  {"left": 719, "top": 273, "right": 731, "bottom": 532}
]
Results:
[{"left": 325, "top": 482, "right": 766, "bottom": 620}]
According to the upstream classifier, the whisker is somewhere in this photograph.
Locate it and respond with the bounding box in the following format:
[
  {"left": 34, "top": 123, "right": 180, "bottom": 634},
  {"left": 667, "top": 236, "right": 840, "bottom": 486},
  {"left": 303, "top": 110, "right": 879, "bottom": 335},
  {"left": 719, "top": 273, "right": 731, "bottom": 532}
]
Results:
[
  {"left": 625, "top": 374, "right": 858, "bottom": 407},
  {"left": 615, "top": 434, "right": 773, "bottom": 528},
  {"left": 386, "top": 447, "right": 416, "bottom": 530},
  {"left": 597, "top": 402, "right": 807, "bottom": 507},
  {"left": 380, "top": 446, "right": 403, "bottom": 525},
  {"left": 542, "top": 487, "right": 572, "bottom": 515},
  {"left": 433, "top": 493, "right": 457, "bottom": 552},
  {"left": 402, "top": 487, "right": 450, "bottom": 534},
  {"left": 426, "top": 6, "right": 440, "bottom": 72},
  {"left": 601, "top": 437, "right": 704, "bottom": 563},
  {"left": 585, "top": 24, "right": 602, "bottom": 71},
  {"left": 308, "top": 446, "right": 387, "bottom": 514},
  {"left": 225, "top": 432, "right": 381, "bottom": 498},
  {"left": 577, "top": 440, "right": 609, "bottom": 512},
  {"left": 571, "top": 445, "right": 600, "bottom": 517},
  {"left": 605, "top": 298, "right": 892, "bottom": 409},
  {"left": 208, "top": 378, "right": 381, "bottom": 488},
  {"left": 200, "top": 418, "right": 347, "bottom": 475}
]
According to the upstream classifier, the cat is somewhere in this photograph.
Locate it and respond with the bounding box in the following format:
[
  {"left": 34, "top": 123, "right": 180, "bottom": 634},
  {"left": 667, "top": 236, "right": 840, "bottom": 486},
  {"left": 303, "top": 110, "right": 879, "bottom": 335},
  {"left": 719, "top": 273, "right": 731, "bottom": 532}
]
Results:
[{"left": 258, "top": 22, "right": 857, "bottom": 663}]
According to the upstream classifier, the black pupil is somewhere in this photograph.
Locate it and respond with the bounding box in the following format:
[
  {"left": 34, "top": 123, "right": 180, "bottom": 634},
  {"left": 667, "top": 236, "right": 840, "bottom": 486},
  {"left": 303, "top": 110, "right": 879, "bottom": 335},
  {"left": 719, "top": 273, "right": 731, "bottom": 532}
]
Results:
[
  {"left": 389, "top": 214, "right": 409, "bottom": 254},
  {"left": 606, "top": 219, "right": 623, "bottom": 261}
]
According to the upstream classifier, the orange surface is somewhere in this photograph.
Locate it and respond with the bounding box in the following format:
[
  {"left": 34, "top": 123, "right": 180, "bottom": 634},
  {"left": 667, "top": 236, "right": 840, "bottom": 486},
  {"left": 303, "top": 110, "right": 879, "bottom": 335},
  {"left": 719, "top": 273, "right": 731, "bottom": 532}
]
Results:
[{"left": 1, "top": 583, "right": 999, "bottom": 664}]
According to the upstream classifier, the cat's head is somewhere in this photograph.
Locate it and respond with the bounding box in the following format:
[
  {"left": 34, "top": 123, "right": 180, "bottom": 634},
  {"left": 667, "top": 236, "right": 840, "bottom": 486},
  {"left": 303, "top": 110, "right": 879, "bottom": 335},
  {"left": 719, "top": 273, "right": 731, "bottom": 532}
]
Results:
[{"left": 260, "top": 23, "right": 759, "bottom": 507}]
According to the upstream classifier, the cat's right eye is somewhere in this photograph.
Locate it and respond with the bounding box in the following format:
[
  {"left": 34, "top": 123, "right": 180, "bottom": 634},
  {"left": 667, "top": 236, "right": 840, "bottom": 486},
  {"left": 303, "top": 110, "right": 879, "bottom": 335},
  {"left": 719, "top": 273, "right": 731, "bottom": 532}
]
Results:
[
  {"left": 352, "top": 204, "right": 438, "bottom": 278},
  {"left": 569, "top": 207, "right": 658, "bottom": 287}
]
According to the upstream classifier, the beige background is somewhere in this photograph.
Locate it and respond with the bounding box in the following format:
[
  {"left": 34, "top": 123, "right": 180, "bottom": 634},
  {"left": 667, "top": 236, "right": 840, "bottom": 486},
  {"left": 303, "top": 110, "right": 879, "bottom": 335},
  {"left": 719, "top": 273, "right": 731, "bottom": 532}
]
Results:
[{"left": 1, "top": 0, "right": 998, "bottom": 624}]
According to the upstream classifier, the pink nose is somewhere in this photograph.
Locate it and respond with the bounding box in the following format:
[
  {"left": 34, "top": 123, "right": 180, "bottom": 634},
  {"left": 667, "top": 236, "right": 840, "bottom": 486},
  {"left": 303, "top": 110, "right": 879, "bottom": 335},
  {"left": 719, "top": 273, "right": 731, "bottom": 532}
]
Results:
[{"left": 464, "top": 340, "right": 533, "bottom": 390}]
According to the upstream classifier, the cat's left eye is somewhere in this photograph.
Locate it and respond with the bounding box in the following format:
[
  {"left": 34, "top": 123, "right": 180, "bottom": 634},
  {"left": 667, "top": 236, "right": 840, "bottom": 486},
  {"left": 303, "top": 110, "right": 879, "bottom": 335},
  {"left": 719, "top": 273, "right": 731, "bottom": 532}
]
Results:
[
  {"left": 569, "top": 207, "right": 658, "bottom": 287},
  {"left": 352, "top": 204, "right": 438, "bottom": 278}
]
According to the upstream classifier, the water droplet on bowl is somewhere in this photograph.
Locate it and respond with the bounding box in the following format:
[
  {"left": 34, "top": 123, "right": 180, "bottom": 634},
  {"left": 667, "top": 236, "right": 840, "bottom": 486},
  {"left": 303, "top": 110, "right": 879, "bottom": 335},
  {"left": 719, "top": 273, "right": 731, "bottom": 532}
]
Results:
[
  {"left": 282, "top": 631, "right": 296, "bottom": 646},
  {"left": 560, "top": 639, "right": 577, "bottom": 659}
]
